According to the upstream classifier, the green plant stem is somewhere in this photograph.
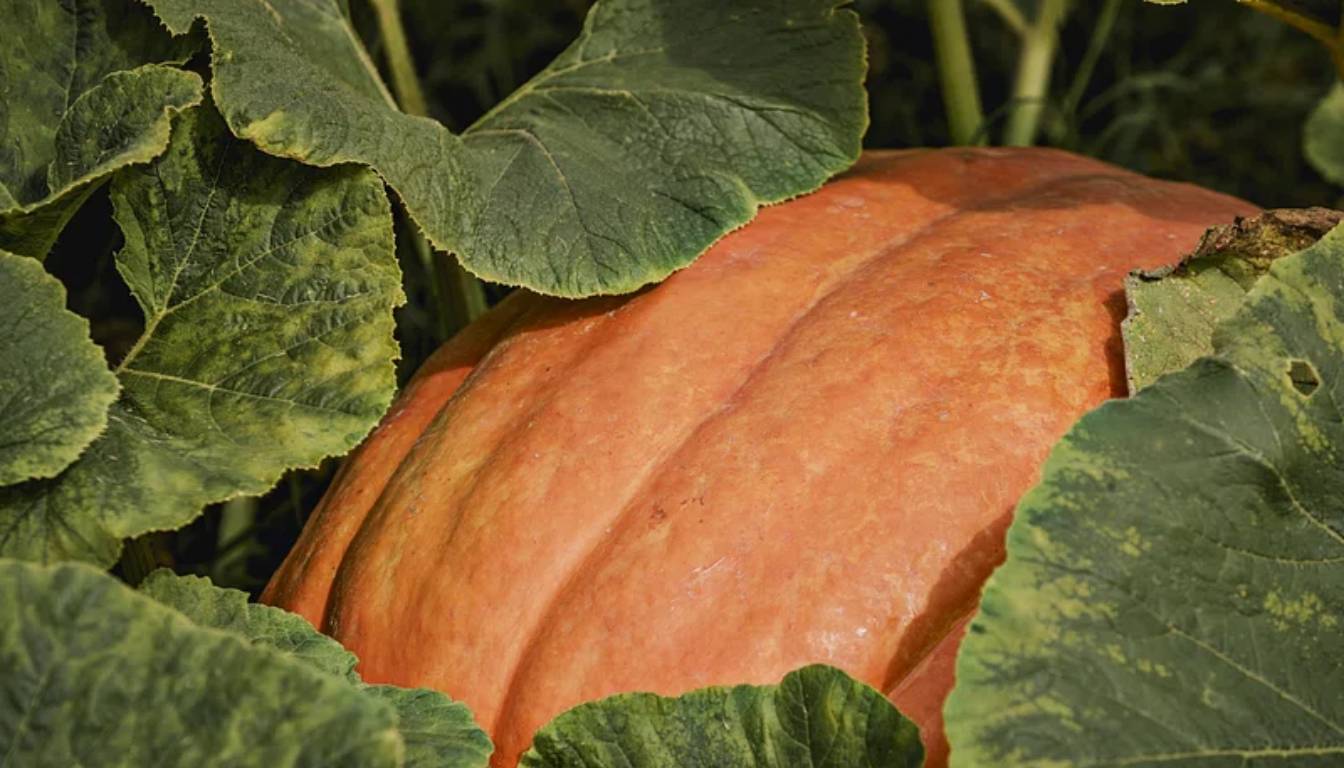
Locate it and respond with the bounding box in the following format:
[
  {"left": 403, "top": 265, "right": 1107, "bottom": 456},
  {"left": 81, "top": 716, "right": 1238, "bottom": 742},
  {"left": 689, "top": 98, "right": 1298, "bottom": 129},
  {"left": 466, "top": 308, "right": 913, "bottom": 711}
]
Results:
[
  {"left": 369, "top": 0, "right": 428, "bottom": 117},
  {"left": 1003, "top": 0, "right": 1067, "bottom": 147},
  {"left": 1062, "top": 0, "right": 1121, "bottom": 120},
  {"left": 369, "top": 0, "right": 488, "bottom": 336},
  {"left": 929, "top": 0, "right": 987, "bottom": 145},
  {"left": 288, "top": 473, "right": 306, "bottom": 526},
  {"left": 1240, "top": 0, "right": 1344, "bottom": 80},
  {"left": 218, "top": 497, "right": 257, "bottom": 552},
  {"left": 980, "top": 0, "right": 1028, "bottom": 36},
  {"left": 119, "top": 535, "right": 166, "bottom": 586},
  {"left": 413, "top": 224, "right": 488, "bottom": 338}
]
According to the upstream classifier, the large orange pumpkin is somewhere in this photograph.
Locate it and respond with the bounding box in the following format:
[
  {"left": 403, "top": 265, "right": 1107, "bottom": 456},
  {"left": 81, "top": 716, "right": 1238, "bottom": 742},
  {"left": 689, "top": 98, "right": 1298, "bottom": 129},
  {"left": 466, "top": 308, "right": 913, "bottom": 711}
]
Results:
[{"left": 264, "top": 149, "right": 1254, "bottom": 766}]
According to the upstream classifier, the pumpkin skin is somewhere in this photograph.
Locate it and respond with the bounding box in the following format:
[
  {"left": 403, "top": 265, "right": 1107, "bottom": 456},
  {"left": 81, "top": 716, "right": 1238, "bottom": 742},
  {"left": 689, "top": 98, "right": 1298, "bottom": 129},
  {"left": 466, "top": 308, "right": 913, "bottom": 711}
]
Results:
[{"left": 264, "top": 148, "right": 1255, "bottom": 766}]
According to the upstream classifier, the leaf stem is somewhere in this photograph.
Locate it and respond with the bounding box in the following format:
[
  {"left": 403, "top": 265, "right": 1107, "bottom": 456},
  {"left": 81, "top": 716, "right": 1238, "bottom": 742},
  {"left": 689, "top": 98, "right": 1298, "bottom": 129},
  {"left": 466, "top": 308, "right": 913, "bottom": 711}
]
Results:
[
  {"left": 1003, "top": 0, "right": 1067, "bottom": 146},
  {"left": 929, "top": 0, "right": 987, "bottom": 145},
  {"left": 370, "top": 0, "right": 488, "bottom": 336}
]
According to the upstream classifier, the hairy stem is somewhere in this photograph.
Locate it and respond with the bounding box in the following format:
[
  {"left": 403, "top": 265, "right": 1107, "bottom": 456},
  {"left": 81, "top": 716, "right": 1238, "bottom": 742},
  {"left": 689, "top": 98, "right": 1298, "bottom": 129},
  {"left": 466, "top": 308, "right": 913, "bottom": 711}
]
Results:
[
  {"left": 929, "top": 0, "right": 987, "bottom": 145},
  {"left": 1003, "top": 0, "right": 1068, "bottom": 146}
]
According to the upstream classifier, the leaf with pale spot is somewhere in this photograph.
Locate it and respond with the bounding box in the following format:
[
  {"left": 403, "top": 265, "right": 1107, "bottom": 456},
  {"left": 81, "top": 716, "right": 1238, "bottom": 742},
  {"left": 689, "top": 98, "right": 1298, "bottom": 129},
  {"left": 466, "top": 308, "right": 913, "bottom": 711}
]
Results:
[
  {"left": 0, "top": 0, "right": 202, "bottom": 257},
  {"left": 521, "top": 665, "right": 922, "bottom": 767},
  {"left": 0, "top": 104, "right": 403, "bottom": 566},
  {"left": 143, "top": 0, "right": 866, "bottom": 297},
  {"left": 947, "top": 225, "right": 1344, "bottom": 766},
  {"left": 0, "top": 249, "right": 118, "bottom": 486}
]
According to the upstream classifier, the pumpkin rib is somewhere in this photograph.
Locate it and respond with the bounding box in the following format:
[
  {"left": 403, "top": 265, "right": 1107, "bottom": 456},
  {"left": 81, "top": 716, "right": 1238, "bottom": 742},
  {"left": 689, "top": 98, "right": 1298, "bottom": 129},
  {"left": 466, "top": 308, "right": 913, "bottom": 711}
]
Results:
[
  {"left": 486, "top": 164, "right": 1188, "bottom": 745},
  {"left": 403, "top": 301, "right": 628, "bottom": 582}
]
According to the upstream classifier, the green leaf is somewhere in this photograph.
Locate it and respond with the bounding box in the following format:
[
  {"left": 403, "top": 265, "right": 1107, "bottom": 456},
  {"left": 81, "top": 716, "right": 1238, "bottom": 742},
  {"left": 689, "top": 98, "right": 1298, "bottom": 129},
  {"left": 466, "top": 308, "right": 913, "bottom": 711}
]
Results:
[
  {"left": 1122, "top": 208, "right": 1342, "bottom": 392},
  {"left": 946, "top": 225, "right": 1344, "bottom": 766},
  {"left": 365, "top": 687, "right": 494, "bottom": 768},
  {"left": 140, "top": 570, "right": 494, "bottom": 767},
  {"left": 143, "top": 0, "right": 867, "bottom": 297},
  {"left": 521, "top": 664, "right": 922, "bottom": 768},
  {"left": 0, "top": 104, "right": 403, "bottom": 566},
  {"left": 1306, "top": 83, "right": 1344, "bottom": 187},
  {"left": 0, "top": 250, "right": 118, "bottom": 486},
  {"left": 0, "top": 558, "right": 403, "bottom": 767},
  {"left": 139, "top": 569, "right": 359, "bottom": 680},
  {"left": 0, "top": 0, "right": 202, "bottom": 257}
]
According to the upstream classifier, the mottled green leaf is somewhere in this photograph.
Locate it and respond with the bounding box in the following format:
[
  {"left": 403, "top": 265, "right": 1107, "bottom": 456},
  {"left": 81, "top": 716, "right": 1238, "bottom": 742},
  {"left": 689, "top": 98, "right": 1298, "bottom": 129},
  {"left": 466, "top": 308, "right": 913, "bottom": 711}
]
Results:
[
  {"left": 143, "top": 0, "right": 866, "bottom": 297},
  {"left": 141, "top": 570, "right": 494, "bottom": 767},
  {"left": 0, "top": 105, "right": 403, "bottom": 566},
  {"left": 1122, "top": 208, "right": 1341, "bottom": 392},
  {"left": 521, "top": 665, "right": 921, "bottom": 768},
  {"left": 0, "top": 558, "right": 403, "bottom": 767},
  {"left": 365, "top": 687, "right": 494, "bottom": 768},
  {"left": 946, "top": 225, "right": 1344, "bottom": 766},
  {"left": 1306, "top": 82, "right": 1344, "bottom": 187},
  {"left": 0, "top": 0, "right": 202, "bottom": 256},
  {"left": 0, "top": 250, "right": 118, "bottom": 486},
  {"left": 139, "top": 569, "right": 358, "bottom": 680}
]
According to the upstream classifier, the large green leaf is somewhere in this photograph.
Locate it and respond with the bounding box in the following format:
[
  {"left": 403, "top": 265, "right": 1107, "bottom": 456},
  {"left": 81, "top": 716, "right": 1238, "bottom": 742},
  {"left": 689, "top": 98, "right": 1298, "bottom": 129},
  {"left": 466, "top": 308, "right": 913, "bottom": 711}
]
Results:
[
  {"left": 0, "top": 250, "right": 118, "bottom": 486},
  {"left": 1122, "top": 208, "right": 1342, "bottom": 392},
  {"left": 144, "top": 0, "right": 867, "bottom": 297},
  {"left": 0, "top": 105, "right": 403, "bottom": 566},
  {"left": 521, "top": 665, "right": 922, "bottom": 767},
  {"left": 0, "top": 0, "right": 202, "bottom": 257},
  {"left": 141, "top": 571, "right": 494, "bottom": 768},
  {"left": 139, "top": 569, "right": 359, "bottom": 680},
  {"left": 946, "top": 226, "right": 1344, "bottom": 765},
  {"left": 0, "top": 558, "right": 403, "bottom": 767},
  {"left": 364, "top": 687, "right": 494, "bottom": 768}
]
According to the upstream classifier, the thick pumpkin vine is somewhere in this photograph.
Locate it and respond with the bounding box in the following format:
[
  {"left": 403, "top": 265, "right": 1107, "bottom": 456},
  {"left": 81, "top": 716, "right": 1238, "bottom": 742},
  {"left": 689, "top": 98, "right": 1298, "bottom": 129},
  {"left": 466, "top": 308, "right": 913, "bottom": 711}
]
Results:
[{"left": 1, "top": 1, "right": 1343, "bottom": 767}]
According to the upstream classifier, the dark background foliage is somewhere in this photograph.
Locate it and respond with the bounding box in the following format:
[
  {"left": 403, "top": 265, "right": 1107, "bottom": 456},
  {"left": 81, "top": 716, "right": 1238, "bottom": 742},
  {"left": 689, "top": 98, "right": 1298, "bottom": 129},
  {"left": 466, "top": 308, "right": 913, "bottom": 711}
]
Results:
[{"left": 69, "top": 0, "right": 1335, "bottom": 592}]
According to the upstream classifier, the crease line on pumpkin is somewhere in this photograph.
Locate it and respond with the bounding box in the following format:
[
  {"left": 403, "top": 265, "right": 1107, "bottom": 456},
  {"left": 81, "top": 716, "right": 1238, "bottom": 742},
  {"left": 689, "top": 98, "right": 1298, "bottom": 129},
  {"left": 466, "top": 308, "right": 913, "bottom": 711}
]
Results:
[{"left": 487, "top": 162, "right": 1140, "bottom": 741}]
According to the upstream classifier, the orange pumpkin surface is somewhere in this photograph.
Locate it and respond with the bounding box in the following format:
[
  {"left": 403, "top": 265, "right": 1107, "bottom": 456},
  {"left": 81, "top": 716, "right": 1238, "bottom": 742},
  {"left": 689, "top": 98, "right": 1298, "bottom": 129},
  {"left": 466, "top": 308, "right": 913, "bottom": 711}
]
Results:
[{"left": 263, "top": 148, "right": 1255, "bottom": 766}]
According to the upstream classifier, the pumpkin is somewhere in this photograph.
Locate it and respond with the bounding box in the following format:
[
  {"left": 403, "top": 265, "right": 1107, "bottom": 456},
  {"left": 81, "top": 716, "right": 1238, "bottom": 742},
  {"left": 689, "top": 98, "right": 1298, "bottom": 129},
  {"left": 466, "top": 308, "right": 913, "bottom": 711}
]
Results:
[{"left": 263, "top": 148, "right": 1255, "bottom": 766}]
